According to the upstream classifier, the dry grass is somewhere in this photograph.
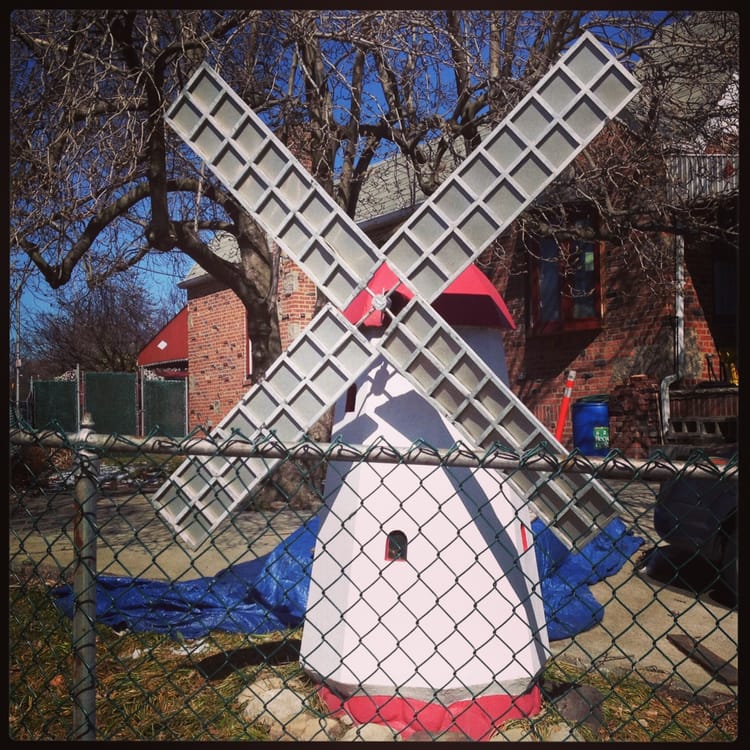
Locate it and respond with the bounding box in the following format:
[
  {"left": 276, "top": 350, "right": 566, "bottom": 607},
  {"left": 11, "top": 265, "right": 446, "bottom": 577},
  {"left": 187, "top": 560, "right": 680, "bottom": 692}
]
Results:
[
  {"left": 9, "top": 576, "right": 309, "bottom": 740},
  {"left": 536, "top": 659, "right": 737, "bottom": 742},
  {"left": 9, "top": 576, "right": 737, "bottom": 741}
]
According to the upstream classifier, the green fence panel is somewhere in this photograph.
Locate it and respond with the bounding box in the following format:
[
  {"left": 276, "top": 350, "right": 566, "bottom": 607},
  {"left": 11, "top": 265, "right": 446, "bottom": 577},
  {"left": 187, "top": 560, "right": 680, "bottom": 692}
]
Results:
[
  {"left": 31, "top": 380, "right": 78, "bottom": 432},
  {"left": 143, "top": 379, "right": 186, "bottom": 437},
  {"left": 84, "top": 372, "right": 137, "bottom": 436}
]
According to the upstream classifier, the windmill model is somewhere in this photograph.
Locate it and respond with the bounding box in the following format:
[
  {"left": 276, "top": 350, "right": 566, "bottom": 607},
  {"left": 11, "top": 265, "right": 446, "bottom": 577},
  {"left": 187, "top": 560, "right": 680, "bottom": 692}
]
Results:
[{"left": 154, "top": 33, "right": 639, "bottom": 738}]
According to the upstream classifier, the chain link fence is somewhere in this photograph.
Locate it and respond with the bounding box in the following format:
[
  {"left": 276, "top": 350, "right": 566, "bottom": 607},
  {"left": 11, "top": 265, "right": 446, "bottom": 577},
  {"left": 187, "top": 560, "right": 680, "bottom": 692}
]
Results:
[{"left": 9, "top": 410, "right": 737, "bottom": 741}]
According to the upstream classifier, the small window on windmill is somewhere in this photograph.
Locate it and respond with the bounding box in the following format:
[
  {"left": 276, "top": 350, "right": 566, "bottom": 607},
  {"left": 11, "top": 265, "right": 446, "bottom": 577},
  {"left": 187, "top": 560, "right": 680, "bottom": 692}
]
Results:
[
  {"left": 385, "top": 530, "right": 408, "bottom": 561},
  {"left": 345, "top": 384, "right": 357, "bottom": 412}
]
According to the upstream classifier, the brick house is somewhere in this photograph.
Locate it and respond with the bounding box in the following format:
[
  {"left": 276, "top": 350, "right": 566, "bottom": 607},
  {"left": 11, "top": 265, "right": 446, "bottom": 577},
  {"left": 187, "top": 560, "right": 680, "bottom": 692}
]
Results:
[
  {"left": 485, "top": 169, "right": 738, "bottom": 458},
  {"left": 174, "top": 151, "right": 736, "bottom": 459},
  {"left": 166, "top": 23, "right": 737, "bottom": 459}
]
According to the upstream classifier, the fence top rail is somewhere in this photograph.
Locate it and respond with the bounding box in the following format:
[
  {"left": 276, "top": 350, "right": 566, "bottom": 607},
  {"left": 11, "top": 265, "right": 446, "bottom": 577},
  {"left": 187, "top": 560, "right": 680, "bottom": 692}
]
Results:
[{"left": 10, "top": 426, "right": 737, "bottom": 482}]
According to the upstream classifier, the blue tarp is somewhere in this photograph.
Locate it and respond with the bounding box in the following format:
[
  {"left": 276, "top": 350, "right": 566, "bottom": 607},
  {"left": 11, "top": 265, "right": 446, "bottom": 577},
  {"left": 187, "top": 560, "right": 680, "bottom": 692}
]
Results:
[{"left": 50, "top": 517, "right": 642, "bottom": 642}]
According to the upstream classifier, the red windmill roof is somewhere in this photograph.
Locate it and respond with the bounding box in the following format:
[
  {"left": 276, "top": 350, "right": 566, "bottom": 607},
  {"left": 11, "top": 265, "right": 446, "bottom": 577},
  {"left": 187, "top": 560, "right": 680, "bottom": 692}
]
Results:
[{"left": 343, "top": 263, "right": 515, "bottom": 330}]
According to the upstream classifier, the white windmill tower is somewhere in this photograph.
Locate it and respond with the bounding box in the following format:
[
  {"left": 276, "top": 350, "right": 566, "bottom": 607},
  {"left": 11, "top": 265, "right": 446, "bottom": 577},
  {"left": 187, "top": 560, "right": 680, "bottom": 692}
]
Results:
[
  {"left": 300, "top": 262, "right": 550, "bottom": 732},
  {"left": 155, "top": 32, "right": 639, "bottom": 737}
]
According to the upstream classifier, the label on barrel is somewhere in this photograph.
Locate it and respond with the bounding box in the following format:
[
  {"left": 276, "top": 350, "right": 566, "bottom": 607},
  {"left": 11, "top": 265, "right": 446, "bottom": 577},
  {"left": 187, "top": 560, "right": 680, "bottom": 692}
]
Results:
[{"left": 593, "top": 426, "right": 610, "bottom": 449}]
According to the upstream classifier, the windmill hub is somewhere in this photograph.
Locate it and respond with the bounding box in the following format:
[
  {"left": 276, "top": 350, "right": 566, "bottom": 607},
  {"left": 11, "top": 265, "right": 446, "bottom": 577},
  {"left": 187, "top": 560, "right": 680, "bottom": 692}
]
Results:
[{"left": 370, "top": 291, "right": 390, "bottom": 312}]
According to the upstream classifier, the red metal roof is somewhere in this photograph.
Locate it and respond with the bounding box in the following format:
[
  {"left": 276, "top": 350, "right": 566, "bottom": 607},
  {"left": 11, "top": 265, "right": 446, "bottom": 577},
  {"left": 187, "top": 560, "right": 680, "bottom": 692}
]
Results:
[
  {"left": 137, "top": 306, "right": 189, "bottom": 367},
  {"left": 343, "top": 263, "right": 515, "bottom": 330},
  {"left": 139, "top": 266, "right": 512, "bottom": 371}
]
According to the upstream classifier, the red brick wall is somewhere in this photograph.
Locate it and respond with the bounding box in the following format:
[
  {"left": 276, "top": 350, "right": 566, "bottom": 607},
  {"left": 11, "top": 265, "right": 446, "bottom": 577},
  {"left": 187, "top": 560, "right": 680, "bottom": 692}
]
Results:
[
  {"left": 186, "top": 255, "right": 318, "bottom": 431},
  {"left": 680, "top": 239, "right": 727, "bottom": 385},
  {"left": 277, "top": 256, "right": 318, "bottom": 351},
  {"left": 493, "top": 231, "right": 724, "bottom": 457},
  {"left": 669, "top": 387, "right": 738, "bottom": 418},
  {"left": 186, "top": 286, "right": 249, "bottom": 430}
]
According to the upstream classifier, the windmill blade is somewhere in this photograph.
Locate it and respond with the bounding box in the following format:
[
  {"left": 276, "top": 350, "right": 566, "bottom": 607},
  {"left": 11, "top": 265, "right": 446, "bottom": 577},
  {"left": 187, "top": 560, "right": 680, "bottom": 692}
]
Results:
[
  {"left": 166, "top": 63, "right": 384, "bottom": 312},
  {"left": 380, "top": 31, "right": 641, "bottom": 302},
  {"left": 151, "top": 304, "right": 378, "bottom": 549},
  {"left": 376, "top": 297, "right": 623, "bottom": 547},
  {"left": 157, "top": 32, "right": 640, "bottom": 550}
]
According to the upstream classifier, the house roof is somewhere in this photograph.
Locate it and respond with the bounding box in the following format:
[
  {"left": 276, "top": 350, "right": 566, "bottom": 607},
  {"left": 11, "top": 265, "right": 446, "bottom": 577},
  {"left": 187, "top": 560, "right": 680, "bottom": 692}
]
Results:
[
  {"left": 137, "top": 306, "right": 189, "bottom": 368},
  {"left": 179, "top": 232, "right": 239, "bottom": 287}
]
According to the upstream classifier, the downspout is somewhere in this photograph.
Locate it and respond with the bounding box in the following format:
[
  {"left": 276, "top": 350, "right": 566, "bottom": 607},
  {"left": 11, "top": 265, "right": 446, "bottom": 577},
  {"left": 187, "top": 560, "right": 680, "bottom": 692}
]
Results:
[{"left": 659, "top": 233, "right": 685, "bottom": 441}]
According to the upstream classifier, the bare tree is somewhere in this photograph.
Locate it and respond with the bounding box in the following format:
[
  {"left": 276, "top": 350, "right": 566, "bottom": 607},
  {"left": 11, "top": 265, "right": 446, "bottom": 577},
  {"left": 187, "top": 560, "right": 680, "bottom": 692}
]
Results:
[
  {"left": 10, "top": 11, "right": 738, "bottom": 380},
  {"left": 11, "top": 10, "right": 284, "bottom": 378},
  {"left": 26, "top": 275, "right": 174, "bottom": 374}
]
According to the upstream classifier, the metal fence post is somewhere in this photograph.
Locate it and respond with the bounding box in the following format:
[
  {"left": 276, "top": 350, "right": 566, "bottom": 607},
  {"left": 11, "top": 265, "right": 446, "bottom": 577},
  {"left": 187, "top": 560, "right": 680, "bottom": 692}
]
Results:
[{"left": 71, "top": 412, "right": 99, "bottom": 740}]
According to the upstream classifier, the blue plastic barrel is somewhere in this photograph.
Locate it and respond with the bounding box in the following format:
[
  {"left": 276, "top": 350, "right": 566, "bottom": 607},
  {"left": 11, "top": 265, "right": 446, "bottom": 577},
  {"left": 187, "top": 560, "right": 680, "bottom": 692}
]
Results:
[{"left": 572, "top": 396, "right": 610, "bottom": 457}]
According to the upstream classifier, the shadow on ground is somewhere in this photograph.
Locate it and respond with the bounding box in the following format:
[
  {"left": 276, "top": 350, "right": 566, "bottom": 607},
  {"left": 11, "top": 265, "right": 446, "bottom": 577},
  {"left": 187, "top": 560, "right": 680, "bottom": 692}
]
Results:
[{"left": 640, "top": 544, "right": 736, "bottom": 610}]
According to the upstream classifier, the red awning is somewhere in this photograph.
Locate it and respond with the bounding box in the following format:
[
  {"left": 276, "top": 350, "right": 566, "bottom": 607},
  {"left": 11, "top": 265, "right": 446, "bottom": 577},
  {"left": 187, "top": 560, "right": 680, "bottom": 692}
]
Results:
[
  {"left": 343, "top": 263, "right": 515, "bottom": 330},
  {"left": 137, "top": 307, "right": 189, "bottom": 367}
]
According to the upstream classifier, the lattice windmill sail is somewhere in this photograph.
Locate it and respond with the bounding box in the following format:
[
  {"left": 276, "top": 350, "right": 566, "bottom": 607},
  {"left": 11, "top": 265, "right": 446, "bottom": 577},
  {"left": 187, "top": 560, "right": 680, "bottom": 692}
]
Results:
[{"left": 154, "top": 31, "right": 640, "bottom": 551}]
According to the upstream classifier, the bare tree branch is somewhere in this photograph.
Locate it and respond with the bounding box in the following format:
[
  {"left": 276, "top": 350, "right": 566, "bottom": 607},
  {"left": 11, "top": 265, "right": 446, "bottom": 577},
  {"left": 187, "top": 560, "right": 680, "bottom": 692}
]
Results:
[{"left": 11, "top": 10, "right": 738, "bottom": 381}]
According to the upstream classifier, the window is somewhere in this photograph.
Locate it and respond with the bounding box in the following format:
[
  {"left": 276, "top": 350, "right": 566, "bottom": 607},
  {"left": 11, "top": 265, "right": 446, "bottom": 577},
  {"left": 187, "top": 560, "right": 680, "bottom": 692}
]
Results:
[
  {"left": 345, "top": 384, "right": 357, "bottom": 412},
  {"left": 246, "top": 311, "right": 253, "bottom": 379},
  {"left": 385, "top": 530, "right": 408, "bottom": 561},
  {"left": 528, "top": 223, "right": 603, "bottom": 335}
]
